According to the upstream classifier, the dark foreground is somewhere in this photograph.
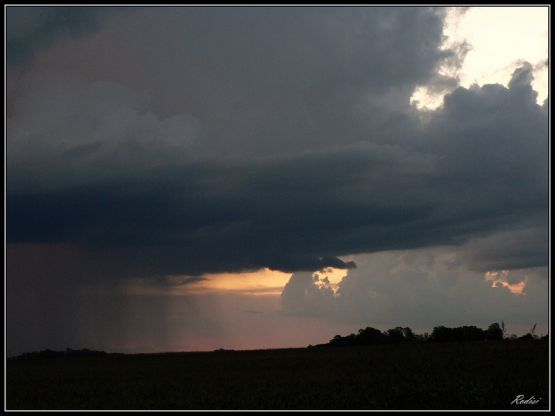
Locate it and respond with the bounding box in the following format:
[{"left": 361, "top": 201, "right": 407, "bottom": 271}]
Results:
[{"left": 7, "top": 340, "right": 549, "bottom": 410}]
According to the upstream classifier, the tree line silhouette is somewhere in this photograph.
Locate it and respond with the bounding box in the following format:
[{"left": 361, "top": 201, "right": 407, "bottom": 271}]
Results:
[
  {"left": 324, "top": 322, "right": 547, "bottom": 347},
  {"left": 9, "top": 323, "right": 548, "bottom": 359}
]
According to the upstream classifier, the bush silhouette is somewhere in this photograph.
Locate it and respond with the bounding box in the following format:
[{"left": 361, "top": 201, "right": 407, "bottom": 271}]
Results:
[{"left": 325, "top": 322, "right": 531, "bottom": 347}]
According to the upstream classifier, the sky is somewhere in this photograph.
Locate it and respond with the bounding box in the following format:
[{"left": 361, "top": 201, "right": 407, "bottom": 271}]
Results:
[{"left": 6, "top": 6, "right": 549, "bottom": 356}]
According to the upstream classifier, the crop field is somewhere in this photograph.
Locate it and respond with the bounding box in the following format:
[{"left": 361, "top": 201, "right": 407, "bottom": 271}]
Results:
[{"left": 6, "top": 339, "right": 549, "bottom": 410}]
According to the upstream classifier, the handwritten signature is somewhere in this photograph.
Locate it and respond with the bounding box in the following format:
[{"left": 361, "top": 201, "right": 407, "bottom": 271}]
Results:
[{"left": 511, "top": 395, "right": 542, "bottom": 405}]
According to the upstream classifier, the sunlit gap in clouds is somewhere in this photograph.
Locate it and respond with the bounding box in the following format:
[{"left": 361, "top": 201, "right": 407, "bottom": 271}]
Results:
[
  {"left": 117, "top": 267, "right": 351, "bottom": 297},
  {"left": 484, "top": 270, "right": 528, "bottom": 296},
  {"left": 410, "top": 6, "right": 548, "bottom": 111},
  {"left": 312, "top": 267, "right": 349, "bottom": 294}
]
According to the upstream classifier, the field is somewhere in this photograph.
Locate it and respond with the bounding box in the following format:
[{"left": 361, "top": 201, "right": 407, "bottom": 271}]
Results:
[{"left": 7, "top": 340, "right": 549, "bottom": 410}]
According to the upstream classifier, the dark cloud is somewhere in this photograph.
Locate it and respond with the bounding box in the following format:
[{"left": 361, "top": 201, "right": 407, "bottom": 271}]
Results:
[
  {"left": 458, "top": 227, "right": 549, "bottom": 272},
  {"left": 6, "top": 6, "right": 124, "bottom": 66},
  {"left": 9, "top": 7, "right": 453, "bottom": 157},
  {"left": 6, "top": 8, "right": 548, "bottom": 280},
  {"left": 8, "top": 68, "right": 547, "bottom": 279}
]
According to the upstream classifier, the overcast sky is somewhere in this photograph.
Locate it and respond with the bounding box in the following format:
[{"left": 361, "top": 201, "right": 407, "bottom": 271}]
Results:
[{"left": 6, "top": 6, "right": 549, "bottom": 355}]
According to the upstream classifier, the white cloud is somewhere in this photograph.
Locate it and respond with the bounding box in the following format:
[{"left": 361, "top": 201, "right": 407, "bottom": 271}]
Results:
[{"left": 411, "top": 6, "right": 548, "bottom": 110}]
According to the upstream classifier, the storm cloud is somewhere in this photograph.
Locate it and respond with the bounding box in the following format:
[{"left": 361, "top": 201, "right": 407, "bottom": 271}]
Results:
[
  {"left": 7, "top": 7, "right": 548, "bottom": 279},
  {"left": 7, "top": 6, "right": 123, "bottom": 66},
  {"left": 6, "top": 6, "right": 549, "bottom": 358}
]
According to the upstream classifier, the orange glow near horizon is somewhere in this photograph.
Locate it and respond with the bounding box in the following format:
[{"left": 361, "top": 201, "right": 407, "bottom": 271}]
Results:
[
  {"left": 115, "top": 267, "right": 352, "bottom": 297},
  {"left": 188, "top": 268, "right": 293, "bottom": 295},
  {"left": 484, "top": 270, "right": 527, "bottom": 296},
  {"left": 186, "top": 266, "right": 351, "bottom": 295}
]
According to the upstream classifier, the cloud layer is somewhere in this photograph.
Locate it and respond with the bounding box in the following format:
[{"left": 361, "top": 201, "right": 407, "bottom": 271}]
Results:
[
  {"left": 7, "top": 6, "right": 122, "bottom": 66},
  {"left": 7, "top": 7, "right": 548, "bottom": 279}
]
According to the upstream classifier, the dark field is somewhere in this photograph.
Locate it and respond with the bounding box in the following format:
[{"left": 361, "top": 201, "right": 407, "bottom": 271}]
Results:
[{"left": 7, "top": 340, "right": 549, "bottom": 410}]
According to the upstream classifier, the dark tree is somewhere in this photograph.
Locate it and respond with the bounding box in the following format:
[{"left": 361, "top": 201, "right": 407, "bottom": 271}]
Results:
[
  {"left": 356, "top": 327, "right": 386, "bottom": 345},
  {"left": 430, "top": 326, "right": 485, "bottom": 342},
  {"left": 385, "top": 327, "right": 405, "bottom": 343},
  {"left": 402, "top": 327, "right": 416, "bottom": 341},
  {"left": 485, "top": 323, "right": 504, "bottom": 340},
  {"left": 430, "top": 326, "right": 451, "bottom": 342}
]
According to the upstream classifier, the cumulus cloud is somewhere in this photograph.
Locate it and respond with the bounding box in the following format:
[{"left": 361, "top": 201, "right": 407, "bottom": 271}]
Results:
[
  {"left": 281, "top": 272, "right": 336, "bottom": 317},
  {"left": 279, "top": 248, "right": 548, "bottom": 334}
]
